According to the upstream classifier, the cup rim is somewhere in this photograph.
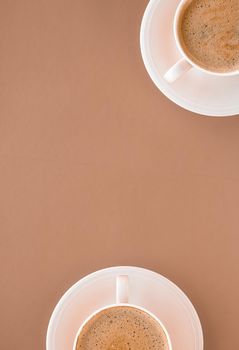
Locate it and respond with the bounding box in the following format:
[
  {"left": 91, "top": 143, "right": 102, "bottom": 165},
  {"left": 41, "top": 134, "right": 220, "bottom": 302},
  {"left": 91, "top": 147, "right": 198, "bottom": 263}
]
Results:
[
  {"left": 174, "top": 0, "right": 239, "bottom": 77},
  {"left": 72, "top": 303, "right": 173, "bottom": 350}
]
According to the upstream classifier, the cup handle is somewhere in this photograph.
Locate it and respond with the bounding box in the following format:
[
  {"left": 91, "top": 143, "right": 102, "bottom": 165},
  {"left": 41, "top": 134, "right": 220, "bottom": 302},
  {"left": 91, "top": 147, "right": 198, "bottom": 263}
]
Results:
[
  {"left": 116, "top": 275, "right": 129, "bottom": 304},
  {"left": 164, "top": 58, "right": 192, "bottom": 83}
]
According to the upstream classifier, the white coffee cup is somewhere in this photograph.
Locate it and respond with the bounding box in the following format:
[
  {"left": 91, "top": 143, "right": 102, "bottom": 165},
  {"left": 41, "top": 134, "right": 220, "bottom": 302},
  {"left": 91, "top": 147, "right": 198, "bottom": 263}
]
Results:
[
  {"left": 73, "top": 275, "right": 172, "bottom": 350},
  {"left": 164, "top": 0, "right": 239, "bottom": 83}
]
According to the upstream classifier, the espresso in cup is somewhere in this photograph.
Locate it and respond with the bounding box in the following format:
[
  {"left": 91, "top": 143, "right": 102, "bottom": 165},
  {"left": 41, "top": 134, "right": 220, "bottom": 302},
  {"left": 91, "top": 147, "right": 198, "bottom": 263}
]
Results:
[
  {"left": 75, "top": 305, "right": 169, "bottom": 350},
  {"left": 179, "top": 0, "right": 239, "bottom": 72}
]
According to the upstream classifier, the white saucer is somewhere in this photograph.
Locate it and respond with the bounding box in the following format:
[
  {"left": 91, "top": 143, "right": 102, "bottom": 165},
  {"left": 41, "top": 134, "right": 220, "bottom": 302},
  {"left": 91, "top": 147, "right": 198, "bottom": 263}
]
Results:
[
  {"left": 46, "top": 266, "right": 203, "bottom": 350},
  {"left": 140, "top": 0, "right": 239, "bottom": 117}
]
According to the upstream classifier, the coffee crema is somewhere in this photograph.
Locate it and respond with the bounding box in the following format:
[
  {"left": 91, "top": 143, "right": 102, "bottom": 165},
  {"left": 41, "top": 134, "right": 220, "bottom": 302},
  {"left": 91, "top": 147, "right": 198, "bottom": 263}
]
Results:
[
  {"left": 179, "top": 0, "right": 239, "bottom": 72},
  {"left": 75, "top": 306, "right": 169, "bottom": 350}
]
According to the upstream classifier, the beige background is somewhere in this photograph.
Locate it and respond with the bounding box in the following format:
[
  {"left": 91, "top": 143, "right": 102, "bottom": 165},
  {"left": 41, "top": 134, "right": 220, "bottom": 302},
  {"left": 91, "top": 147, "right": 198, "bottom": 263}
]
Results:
[{"left": 0, "top": 1, "right": 238, "bottom": 349}]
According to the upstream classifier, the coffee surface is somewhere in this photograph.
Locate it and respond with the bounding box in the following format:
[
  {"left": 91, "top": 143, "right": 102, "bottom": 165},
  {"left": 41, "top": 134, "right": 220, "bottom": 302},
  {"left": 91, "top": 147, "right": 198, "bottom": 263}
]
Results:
[
  {"left": 76, "top": 306, "right": 169, "bottom": 350},
  {"left": 180, "top": 0, "right": 239, "bottom": 72}
]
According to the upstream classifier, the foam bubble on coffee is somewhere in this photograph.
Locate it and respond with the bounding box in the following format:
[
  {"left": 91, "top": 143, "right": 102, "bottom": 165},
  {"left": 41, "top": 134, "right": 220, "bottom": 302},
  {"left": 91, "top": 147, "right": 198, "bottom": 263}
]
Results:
[
  {"left": 180, "top": 0, "right": 239, "bottom": 72},
  {"left": 76, "top": 306, "right": 169, "bottom": 350}
]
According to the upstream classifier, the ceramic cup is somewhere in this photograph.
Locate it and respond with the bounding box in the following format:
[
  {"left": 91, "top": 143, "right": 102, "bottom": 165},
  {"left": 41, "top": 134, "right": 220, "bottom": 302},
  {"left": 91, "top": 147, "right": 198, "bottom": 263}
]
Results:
[
  {"left": 72, "top": 275, "right": 172, "bottom": 350},
  {"left": 164, "top": 0, "right": 239, "bottom": 83}
]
